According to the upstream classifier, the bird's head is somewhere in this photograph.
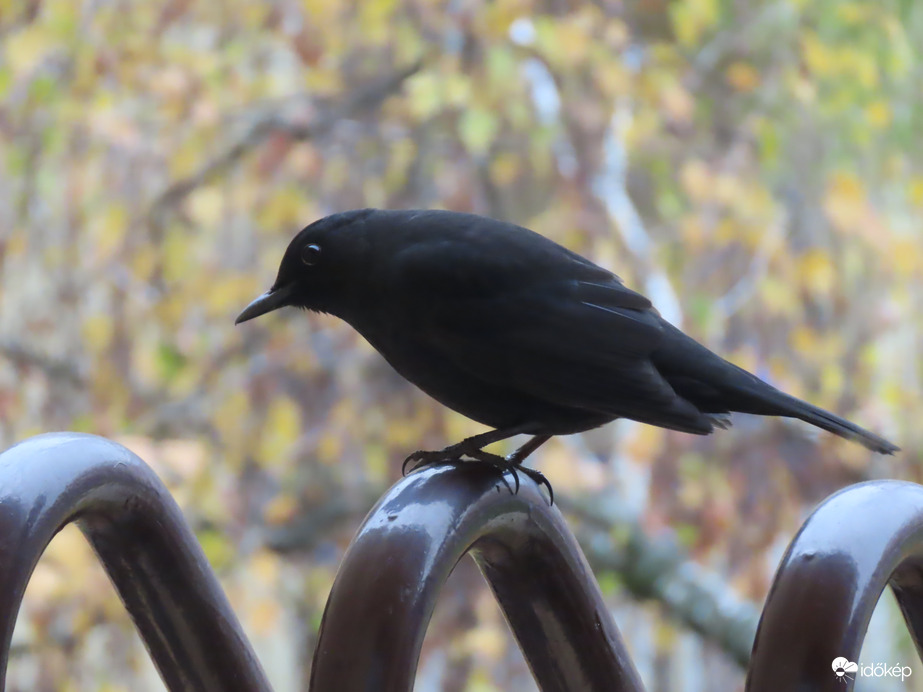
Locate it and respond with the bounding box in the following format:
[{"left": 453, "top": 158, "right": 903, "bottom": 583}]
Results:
[{"left": 235, "top": 209, "right": 376, "bottom": 325}]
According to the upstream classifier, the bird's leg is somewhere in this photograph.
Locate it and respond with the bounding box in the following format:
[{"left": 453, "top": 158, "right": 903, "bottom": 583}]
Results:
[
  {"left": 507, "top": 434, "right": 551, "bottom": 465},
  {"left": 462, "top": 434, "right": 554, "bottom": 500},
  {"left": 402, "top": 424, "right": 534, "bottom": 475},
  {"left": 403, "top": 429, "right": 556, "bottom": 503},
  {"left": 463, "top": 447, "right": 520, "bottom": 495},
  {"left": 506, "top": 435, "right": 554, "bottom": 504}
]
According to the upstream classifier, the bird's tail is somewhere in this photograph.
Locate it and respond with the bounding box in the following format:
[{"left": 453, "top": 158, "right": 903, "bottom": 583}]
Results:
[
  {"left": 655, "top": 323, "right": 899, "bottom": 454},
  {"left": 761, "top": 389, "right": 899, "bottom": 454},
  {"left": 701, "top": 360, "right": 899, "bottom": 454}
]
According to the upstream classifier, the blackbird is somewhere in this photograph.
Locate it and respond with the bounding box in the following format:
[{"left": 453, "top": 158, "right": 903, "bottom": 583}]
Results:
[{"left": 236, "top": 208, "right": 898, "bottom": 498}]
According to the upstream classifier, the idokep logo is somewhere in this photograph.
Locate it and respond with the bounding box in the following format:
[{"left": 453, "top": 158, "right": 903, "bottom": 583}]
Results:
[
  {"left": 832, "top": 657, "right": 912, "bottom": 683},
  {"left": 832, "top": 658, "right": 858, "bottom": 683}
]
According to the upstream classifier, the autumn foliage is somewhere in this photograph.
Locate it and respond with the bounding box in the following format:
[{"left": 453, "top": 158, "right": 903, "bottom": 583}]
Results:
[{"left": 0, "top": 0, "right": 919, "bottom": 689}]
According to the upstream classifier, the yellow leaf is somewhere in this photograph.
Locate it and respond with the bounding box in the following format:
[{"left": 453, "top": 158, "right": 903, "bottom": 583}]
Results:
[
  {"left": 823, "top": 171, "right": 866, "bottom": 233},
  {"left": 865, "top": 101, "right": 892, "bottom": 129},
  {"left": 187, "top": 186, "right": 224, "bottom": 227},
  {"left": 802, "top": 32, "right": 833, "bottom": 76},
  {"left": 788, "top": 71, "right": 816, "bottom": 104},
  {"left": 461, "top": 625, "right": 507, "bottom": 660},
  {"left": 91, "top": 203, "right": 128, "bottom": 261},
  {"left": 550, "top": 21, "right": 590, "bottom": 65},
  {"left": 836, "top": 2, "right": 870, "bottom": 24},
  {"left": 459, "top": 109, "right": 498, "bottom": 155},
  {"left": 725, "top": 62, "right": 760, "bottom": 92},
  {"left": 604, "top": 19, "right": 630, "bottom": 50},
  {"left": 250, "top": 598, "right": 281, "bottom": 636},
  {"left": 163, "top": 227, "right": 198, "bottom": 284},
  {"left": 302, "top": 0, "right": 335, "bottom": 20},
  {"left": 160, "top": 438, "right": 207, "bottom": 478},
  {"left": 169, "top": 145, "right": 201, "bottom": 179},
  {"left": 359, "top": 0, "right": 398, "bottom": 43},
  {"left": 4, "top": 26, "right": 54, "bottom": 75},
  {"left": 846, "top": 49, "right": 879, "bottom": 89},
  {"left": 671, "top": 0, "right": 719, "bottom": 47},
  {"left": 760, "top": 276, "right": 796, "bottom": 315},
  {"left": 798, "top": 249, "right": 836, "bottom": 295},
  {"left": 215, "top": 391, "right": 250, "bottom": 447},
  {"left": 205, "top": 274, "right": 260, "bottom": 316},
  {"left": 907, "top": 176, "right": 923, "bottom": 207},
  {"left": 82, "top": 314, "right": 114, "bottom": 351},
  {"left": 714, "top": 218, "right": 738, "bottom": 244},
  {"left": 250, "top": 550, "right": 281, "bottom": 584},
  {"left": 820, "top": 362, "right": 844, "bottom": 397},
  {"left": 679, "top": 215, "right": 706, "bottom": 251},
  {"left": 714, "top": 175, "right": 743, "bottom": 207},
  {"left": 791, "top": 326, "right": 819, "bottom": 356},
  {"left": 624, "top": 424, "right": 665, "bottom": 462},
  {"left": 5, "top": 230, "right": 27, "bottom": 257},
  {"left": 114, "top": 436, "right": 205, "bottom": 480},
  {"left": 304, "top": 66, "right": 341, "bottom": 93},
  {"left": 259, "top": 398, "right": 301, "bottom": 463},
  {"left": 443, "top": 73, "right": 472, "bottom": 108},
  {"left": 198, "top": 530, "right": 235, "bottom": 569},
  {"left": 489, "top": 153, "right": 520, "bottom": 186},
  {"left": 263, "top": 494, "right": 298, "bottom": 525},
  {"left": 27, "top": 563, "right": 65, "bottom": 601},
  {"left": 892, "top": 238, "right": 921, "bottom": 277},
  {"left": 883, "top": 17, "right": 913, "bottom": 79},
  {"left": 407, "top": 72, "right": 442, "bottom": 119},
  {"left": 661, "top": 83, "right": 694, "bottom": 124},
  {"left": 129, "top": 243, "right": 157, "bottom": 281},
  {"left": 316, "top": 431, "right": 343, "bottom": 465},
  {"left": 680, "top": 160, "right": 712, "bottom": 203},
  {"left": 45, "top": 525, "right": 93, "bottom": 572},
  {"left": 363, "top": 442, "right": 388, "bottom": 479}
]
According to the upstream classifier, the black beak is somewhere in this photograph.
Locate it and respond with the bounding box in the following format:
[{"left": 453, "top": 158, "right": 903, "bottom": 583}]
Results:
[{"left": 235, "top": 286, "right": 293, "bottom": 324}]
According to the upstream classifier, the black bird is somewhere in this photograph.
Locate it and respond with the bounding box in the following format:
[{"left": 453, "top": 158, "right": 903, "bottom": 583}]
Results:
[{"left": 236, "top": 209, "right": 898, "bottom": 498}]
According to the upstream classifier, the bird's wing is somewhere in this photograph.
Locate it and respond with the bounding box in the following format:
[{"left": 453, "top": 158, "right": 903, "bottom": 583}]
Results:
[
  {"left": 390, "top": 234, "right": 653, "bottom": 308},
  {"left": 392, "top": 244, "right": 710, "bottom": 432}
]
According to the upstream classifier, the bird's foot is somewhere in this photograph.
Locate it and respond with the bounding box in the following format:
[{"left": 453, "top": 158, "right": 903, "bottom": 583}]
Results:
[
  {"left": 402, "top": 446, "right": 553, "bottom": 504},
  {"left": 402, "top": 449, "right": 454, "bottom": 475},
  {"left": 515, "top": 465, "right": 554, "bottom": 505},
  {"left": 403, "top": 446, "right": 520, "bottom": 493},
  {"left": 402, "top": 434, "right": 507, "bottom": 474}
]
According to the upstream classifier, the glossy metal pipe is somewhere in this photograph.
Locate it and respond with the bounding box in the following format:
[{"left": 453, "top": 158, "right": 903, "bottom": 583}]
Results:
[
  {"left": 747, "top": 480, "right": 923, "bottom": 691},
  {"left": 310, "top": 463, "right": 645, "bottom": 692},
  {"left": 0, "top": 433, "right": 272, "bottom": 692}
]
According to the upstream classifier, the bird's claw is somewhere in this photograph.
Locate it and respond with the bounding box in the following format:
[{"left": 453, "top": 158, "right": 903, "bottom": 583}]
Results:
[
  {"left": 517, "top": 465, "right": 554, "bottom": 505},
  {"left": 402, "top": 447, "right": 553, "bottom": 504},
  {"left": 402, "top": 450, "right": 449, "bottom": 475},
  {"left": 403, "top": 447, "right": 520, "bottom": 493}
]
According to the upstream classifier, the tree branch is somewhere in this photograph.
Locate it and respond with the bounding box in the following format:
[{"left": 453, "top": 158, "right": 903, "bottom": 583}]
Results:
[
  {"left": 558, "top": 493, "right": 760, "bottom": 667},
  {"left": 147, "top": 59, "right": 424, "bottom": 233},
  {"left": 0, "top": 339, "right": 87, "bottom": 387},
  {"left": 264, "top": 483, "right": 761, "bottom": 667}
]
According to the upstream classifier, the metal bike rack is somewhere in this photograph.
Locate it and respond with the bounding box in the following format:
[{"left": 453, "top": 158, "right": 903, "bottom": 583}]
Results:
[
  {"left": 0, "top": 432, "right": 919, "bottom": 691},
  {"left": 0, "top": 433, "right": 271, "bottom": 692},
  {"left": 310, "top": 463, "right": 644, "bottom": 692},
  {"left": 748, "top": 480, "right": 923, "bottom": 691}
]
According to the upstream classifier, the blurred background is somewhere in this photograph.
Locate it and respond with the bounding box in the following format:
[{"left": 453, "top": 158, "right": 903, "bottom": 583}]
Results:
[{"left": 1, "top": 0, "right": 921, "bottom": 689}]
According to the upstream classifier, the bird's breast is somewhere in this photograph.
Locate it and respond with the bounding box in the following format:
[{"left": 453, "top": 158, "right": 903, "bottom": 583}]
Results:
[{"left": 345, "top": 312, "right": 608, "bottom": 435}]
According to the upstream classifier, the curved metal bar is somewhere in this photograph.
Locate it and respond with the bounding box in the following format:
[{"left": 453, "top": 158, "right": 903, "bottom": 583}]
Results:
[
  {"left": 747, "top": 480, "right": 923, "bottom": 691},
  {"left": 310, "top": 463, "right": 645, "bottom": 692},
  {"left": 0, "top": 432, "right": 272, "bottom": 692}
]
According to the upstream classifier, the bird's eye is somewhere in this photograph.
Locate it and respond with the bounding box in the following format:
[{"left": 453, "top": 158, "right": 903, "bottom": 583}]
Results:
[{"left": 301, "top": 244, "right": 321, "bottom": 266}]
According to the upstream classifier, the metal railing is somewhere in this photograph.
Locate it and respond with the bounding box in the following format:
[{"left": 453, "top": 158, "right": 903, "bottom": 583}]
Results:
[
  {"left": 0, "top": 432, "right": 919, "bottom": 691},
  {"left": 0, "top": 433, "right": 271, "bottom": 692}
]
